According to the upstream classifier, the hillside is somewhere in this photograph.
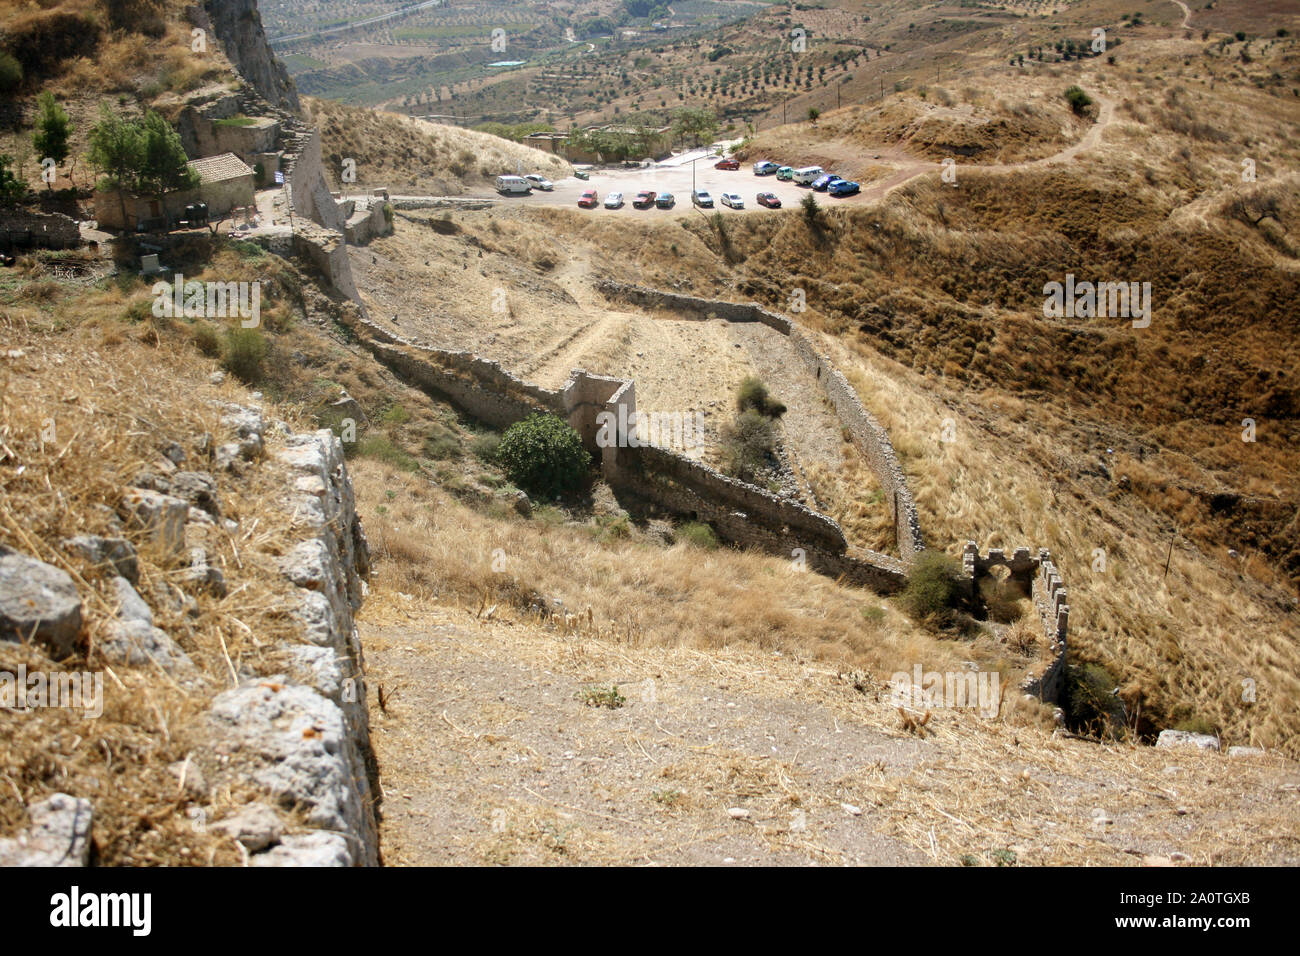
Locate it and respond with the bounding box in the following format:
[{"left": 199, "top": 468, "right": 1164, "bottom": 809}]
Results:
[{"left": 0, "top": 0, "right": 1298, "bottom": 873}]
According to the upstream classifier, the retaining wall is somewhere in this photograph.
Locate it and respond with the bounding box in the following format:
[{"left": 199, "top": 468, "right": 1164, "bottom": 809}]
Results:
[{"left": 596, "top": 280, "right": 924, "bottom": 558}]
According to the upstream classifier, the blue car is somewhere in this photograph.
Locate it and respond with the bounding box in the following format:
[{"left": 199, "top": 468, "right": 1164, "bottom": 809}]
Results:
[
  {"left": 828, "top": 179, "right": 860, "bottom": 197},
  {"left": 811, "top": 174, "right": 843, "bottom": 192}
]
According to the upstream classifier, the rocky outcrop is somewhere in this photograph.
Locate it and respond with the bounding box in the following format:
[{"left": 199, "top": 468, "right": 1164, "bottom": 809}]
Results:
[{"left": 198, "top": 0, "right": 300, "bottom": 112}]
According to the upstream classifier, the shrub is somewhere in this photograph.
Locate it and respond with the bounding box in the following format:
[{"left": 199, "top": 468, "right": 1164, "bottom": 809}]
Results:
[
  {"left": 736, "top": 376, "right": 786, "bottom": 418},
  {"left": 1064, "top": 662, "right": 1126, "bottom": 735},
  {"left": 801, "top": 191, "right": 821, "bottom": 226},
  {"left": 221, "top": 327, "right": 269, "bottom": 382},
  {"left": 422, "top": 422, "right": 462, "bottom": 460},
  {"left": 720, "top": 408, "right": 776, "bottom": 481},
  {"left": 1063, "top": 85, "right": 1093, "bottom": 115},
  {"left": 470, "top": 432, "right": 501, "bottom": 462},
  {"left": 0, "top": 53, "right": 22, "bottom": 93},
  {"left": 678, "top": 521, "right": 719, "bottom": 550},
  {"left": 497, "top": 413, "right": 592, "bottom": 499},
  {"left": 356, "top": 433, "right": 419, "bottom": 472},
  {"left": 192, "top": 323, "right": 221, "bottom": 357},
  {"left": 898, "top": 550, "right": 962, "bottom": 622}
]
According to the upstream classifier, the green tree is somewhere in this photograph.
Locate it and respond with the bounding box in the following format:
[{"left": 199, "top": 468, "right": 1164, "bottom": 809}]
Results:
[
  {"left": 670, "top": 106, "right": 717, "bottom": 146},
  {"left": 808, "top": 106, "right": 820, "bottom": 122},
  {"left": 87, "top": 105, "right": 144, "bottom": 226},
  {"left": 497, "top": 414, "right": 592, "bottom": 500},
  {"left": 0, "top": 155, "right": 26, "bottom": 206},
  {"left": 32, "top": 92, "right": 72, "bottom": 189},
  {"left": 0, "top": 52, "right": 22, "bottom": 93}
]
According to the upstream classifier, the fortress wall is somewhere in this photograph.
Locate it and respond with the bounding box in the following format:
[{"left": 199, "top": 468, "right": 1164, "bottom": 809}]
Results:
[{"left": 597, "top": 280, "right": 924, "bottom": 557}]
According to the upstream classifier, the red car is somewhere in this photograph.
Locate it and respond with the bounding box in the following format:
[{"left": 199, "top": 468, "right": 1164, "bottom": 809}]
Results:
[
  {"left": 714, "top": 158, "right": 739, "bottom": 170},
  {"left": 756, "top": 192, "right": 782, "bottom": 208},
  {"left": 578, "top": 189, "right": 598, "bottom": 208},
  {"left": 632, "top": 190, "right": 657, "bottom": 209}
]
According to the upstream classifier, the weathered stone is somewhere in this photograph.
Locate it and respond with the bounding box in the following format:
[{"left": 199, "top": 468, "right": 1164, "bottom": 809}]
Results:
[
  {"left": 1228, "top": 746, "right": 1266, "bottom": 758},
  {"left": 118, "top": 487, "right": 189, "bottom": 557},
  {"left": 250, "top": 831, "right": 351, "bottom": 867},
  {"left": 170, "top": 471, "right": 221, "bottom": 517},
  {"left": 512, "top": 490, "right": 532, "bottom": 517},
  {"left": 208, "top": 677, "right": 375, "bottom": 864},
  {"left": 1156, "top": 730, "right": 1220, "bottom": 752},
  {"left": 212, "top": 802, "right": 284, "bottom": 852},
  {"left": 110, "top": 576, "right": 153, "bottom": 625},
  {"left": 62, "top": 535, "right": 139, "bottom": 584},
  {"left": 0, "top": 549, "right": 83, "bottom": 657},
  {"left": 181, "top": 550, "right": 227, "bottom": 597},
  {"left": 161, "top": 441, "right": 187, "bottom": 466},
  {"left": 0, "top": 794, "right": 92, "bottom": 866},
  {"left": 100, "top": 619, "right": 194, "bottom": 673}
]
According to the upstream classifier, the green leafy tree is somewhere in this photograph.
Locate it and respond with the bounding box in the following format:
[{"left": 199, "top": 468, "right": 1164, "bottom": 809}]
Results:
[
  {"left": 87, "top": 105, "right": 144, "bottom": 226},
  {"left": 0, "top": 53, "right": 22, "bottom": 93},
  {"left": 1063, "top": 85, "right": 1093, "bottom": 115},
  {"left": 497, "top": 413, "right": 591, "bottom": 500},
  {"left": 670, "top": 106, "right": 717, "bottom": 146},
  {"left": 87, "top": 107, "right": 197, "bottom": 227},
  {"left": 0, "top": 155, "right": 26, "bottom": 206},
  {"left": 33, "top": 92, "right": 72, "bottom": 189}
]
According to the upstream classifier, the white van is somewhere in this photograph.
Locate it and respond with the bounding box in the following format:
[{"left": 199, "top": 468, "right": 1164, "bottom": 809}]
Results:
[
  {"left": 495, "top": 175, "right": 532, "bottom": 195},
  {"left": 792, "top": 166, "right": 824, "bottom": 185}
]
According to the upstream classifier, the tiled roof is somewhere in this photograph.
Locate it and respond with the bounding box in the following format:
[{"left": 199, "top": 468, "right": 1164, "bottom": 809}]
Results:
[{"left": 187, "top": 152, "right": 254, "bottom": 183}]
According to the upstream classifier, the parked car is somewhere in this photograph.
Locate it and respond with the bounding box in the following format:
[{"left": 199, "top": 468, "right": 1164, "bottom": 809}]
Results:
[
  {"left": 756, "top": 192, "right": 782, "bottom": 208},
  {"left": 604, "top": 191, "right": 624, "bottom": 209},
  {"left": 655, "top": 192, "right": 676, "bottom": 209},
  {"left": 573, "top": 169, "right": 590, "bottom": 181},
  {"left": 811, "top": 174, "right": 843, "bottom": 192},
  {"left": 524, "top": 174, "right": 553, "bottom": 191},
  {"left": 753, "top": 160, "right": 780, "bottom": 176},
  {"left": 827, "top": 179, "right": 861, "bottom": 197},
  {"left": 495, "top": 175, "right": 532, "bottom": 194},
  {"left": 792, "top": 165, "right": 824, "bottom": 185},
  {"left": 720, "top": 192, "right": 745, "bottom": 209},
  {"left": 578, "top": 189, "right": 599, "bottom": 208},
  {"left": 775, "top": 166, "right": 794, "bottom": 181},
  {"left": 691, "top": 189, "right": 714, "bottom": 208},
  {"left": 633, "top": 190, "right": 657, "bottom": 209},
  {"left": 714, "top": 158, "right": 739, "bottom": 170}
]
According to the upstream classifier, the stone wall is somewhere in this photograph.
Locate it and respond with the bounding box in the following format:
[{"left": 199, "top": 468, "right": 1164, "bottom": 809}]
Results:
[
  {"left": 340, "top": 312, "right": 909, "bottom": 592},
  {"left": 962, "top": 542, "right": 1070, "bottom": 704},
  {"left": 206, "top": 406, "right": 379, "bottom": 865},
  {"left": 0, "top": 209, "right": 81, "bottom": 250},
  {"left": 292, "top": 225, "right": 361, "bottom": 305},
  {"left": 287, "top": 129, "right": 344, "bottom": 233},
  {"left": 343, "top": 199, "right": 393, "bottom": 245},
  {"left": 596, "top": 280, "right": 924, "bottom": 558}
]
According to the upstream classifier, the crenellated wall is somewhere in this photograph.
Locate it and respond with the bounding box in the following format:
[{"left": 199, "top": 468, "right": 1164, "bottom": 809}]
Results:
[{"left": 962, "top": 542, "right": 1070, "bottom": 703}]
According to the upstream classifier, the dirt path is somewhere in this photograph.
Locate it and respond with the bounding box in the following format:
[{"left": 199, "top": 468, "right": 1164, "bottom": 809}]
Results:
[{"left": 364, "top": 605, "right": 929, "bottom": 866}]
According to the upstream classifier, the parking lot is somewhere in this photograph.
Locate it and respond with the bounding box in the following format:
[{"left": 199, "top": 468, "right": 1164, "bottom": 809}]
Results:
[{"left": 470, "top": 155, "right": 864, "bottom": 215}]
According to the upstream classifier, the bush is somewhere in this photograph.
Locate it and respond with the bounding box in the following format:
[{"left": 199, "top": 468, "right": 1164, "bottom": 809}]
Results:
[
  {"left": 0, "top": 53, "right": 22, "bottom": 93},
  {"left": 678, "top": 521, "right": 719, "bottom": 550},
  {"left": 192, "top": 323, "right": 221, "bottom": 357},
  {"left": 422, "top": 422, "right": 462, "bottom": 460},
  {"left": 356, "top": 433, "right": 419, "bottom": 472},
  {"left": 470, "top": 432, "right": 501, "bottom": 462},
  {"left": 221, "top": 327, "right": 269, "bottom": 382},
  {"left": 898, "top": 550, "right": 962, "bottom": 622},
  {"left": 720, "top": 408, "right": 776, "bottom": 481},
  {"left": 736, "top": 376, "right": 786, "bottom": 418},
  {"left": 1064, "top": 662, "right": 1125, "bottom": 736},
  {"left": 1063, "top": 85, "right": 1093, "bottom": 115},
  {"left": 497, "top": 413, "right": 591, "bottom": 499}
]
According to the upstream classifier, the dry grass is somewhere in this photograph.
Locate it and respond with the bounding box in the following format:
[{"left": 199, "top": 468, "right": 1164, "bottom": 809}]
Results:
[
  {"left": 0, "top": 256, "right": 348, "bottom": 863},
  {"left": 306, "top": 97, "right": 572, "bottom": 195}
]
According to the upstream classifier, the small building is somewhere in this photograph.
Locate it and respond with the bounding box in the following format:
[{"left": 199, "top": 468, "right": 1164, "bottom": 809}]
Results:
[{"left": 94, "top": 153, "right": 256, "bottom": 231}]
